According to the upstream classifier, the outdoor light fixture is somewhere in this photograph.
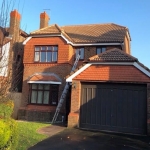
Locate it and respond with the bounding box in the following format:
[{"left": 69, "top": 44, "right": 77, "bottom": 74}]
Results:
[{"left": 72, "top": 82, "right": 76, "bottom": 89}]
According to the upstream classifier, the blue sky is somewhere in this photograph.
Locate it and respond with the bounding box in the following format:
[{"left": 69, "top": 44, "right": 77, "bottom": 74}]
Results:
[{"left": 2, "top": 0, "right": 150, "bottom": 68}]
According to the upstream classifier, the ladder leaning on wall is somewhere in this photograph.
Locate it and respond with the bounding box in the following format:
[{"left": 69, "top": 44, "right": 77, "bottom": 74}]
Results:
[{"left": 51, "top": 53, "right": 80, "bottom": 124}]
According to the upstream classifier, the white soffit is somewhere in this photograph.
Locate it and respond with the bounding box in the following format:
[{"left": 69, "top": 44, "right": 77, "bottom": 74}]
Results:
[
  {"left": 23, "top": 37, "right": 32, "bottom": 45},
  {"left": 66, "top": 64, "right": 91, "bottom": 82},
  {"left": 27, "top": 81, "right": 61, "bottom": 84},
  {"left": 133, "top": 62, "right": 150, "bottom": 77}
]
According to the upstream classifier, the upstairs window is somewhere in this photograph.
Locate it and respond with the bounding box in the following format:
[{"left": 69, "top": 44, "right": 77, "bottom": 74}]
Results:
[
  {"left": 34, "top": 46, "right": 58, "bottom": 62},
  {"left": 76, "top": 48, "right": 84, "bottom": 60},
  {"left": 96, "top": 47, "right": 106, "bottom": 54}
]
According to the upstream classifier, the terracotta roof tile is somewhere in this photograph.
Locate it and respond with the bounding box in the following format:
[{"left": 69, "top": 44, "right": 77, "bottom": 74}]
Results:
[
  {"left": 30, "top": 23, "right": 129, "bottom": 43},
  {"left": 29, "top": 73, "right": 61, "bottom": 82},
  {"left": 88, "top": 48, "right": 138, "bottom": 62},
  {"left": 31, "top": 24, "right": 61, "bottom": 35},
  {"left": 66, "top": 49, "right": 150, "bottom": 79}
]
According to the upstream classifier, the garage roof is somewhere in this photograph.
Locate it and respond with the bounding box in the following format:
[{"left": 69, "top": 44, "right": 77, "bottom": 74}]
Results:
[
  {"left": 66, "top": 49, "right": 150, "bottom": 82},
  {"left": 88, "top": 48, "right": 138, "bottom": 62}
]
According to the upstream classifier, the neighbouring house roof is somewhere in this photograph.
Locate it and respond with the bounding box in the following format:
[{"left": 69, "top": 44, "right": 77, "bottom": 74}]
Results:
[
  {"left": 30, "top": 23, "right": 130, "bottom": 44},
  {"left": 0, "top": 27, "right": 11, "bottom": 46},
  {"left": 27, "top": 73, "right": 62, "bottom": 84},
  {"left": 66, "top": 48, "right": 150, "bottom": 81},
  {"left": 88, "top": 48, "right": 138, "bottom": 62}
]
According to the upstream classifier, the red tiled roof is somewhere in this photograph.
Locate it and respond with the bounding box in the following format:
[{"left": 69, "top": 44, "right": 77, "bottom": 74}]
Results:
[
  {"left": 29, "top": 73, "right": 61, "bottom": 82},
  {"left": 88, "top": 48, "right": 138, "bottom": 62},
  {"left": 66, "top": 48, "right": 150, "bottom": 80},
  {"left": 74, "top": 65, "right": 150, "bottom": 82},
  {"left": 31, "top": 24, "right": 61, "bottom": 35},
  {"left": 30, "top": 23, "right": 130, "bottom": 44}
]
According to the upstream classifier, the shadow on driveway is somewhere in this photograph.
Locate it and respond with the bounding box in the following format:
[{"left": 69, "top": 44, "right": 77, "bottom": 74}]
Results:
[{"left": 28, "top": 127, "right": 150, "bottom": 150}]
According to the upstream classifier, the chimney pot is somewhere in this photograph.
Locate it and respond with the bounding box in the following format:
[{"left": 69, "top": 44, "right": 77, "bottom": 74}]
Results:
[
  {"left": 10, "top": 9, "right": 21, "bottom": 21},
  {"left": 40, "top": 12, "right": 50, "bottom": 29}
]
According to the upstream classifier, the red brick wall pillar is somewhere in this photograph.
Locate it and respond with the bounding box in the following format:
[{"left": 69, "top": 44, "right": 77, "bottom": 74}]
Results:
[
  {"left": 68, "top": 80, "right": 81, "bottom": 127},
  {"left": 147, "top": 83, "right": 150, "bottom": 135}
]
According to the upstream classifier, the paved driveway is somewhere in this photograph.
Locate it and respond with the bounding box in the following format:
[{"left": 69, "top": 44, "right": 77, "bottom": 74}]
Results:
[{"left": 28, "top": 127, "right": 150, "bottom": 150}]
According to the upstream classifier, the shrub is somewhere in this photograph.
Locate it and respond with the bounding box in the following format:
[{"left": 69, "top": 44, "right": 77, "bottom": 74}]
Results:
[
  {"left": 0, "top": 119, "right": 11, "bottom": 148},
  {"left": 0, "top": 97, "right": 18, "bottom": 149},
  {"left": 0, "top": 98, "right": 14, "bottom": 118},
  {"left": 0, "top": 119, "right": 18, "bottom": 150}
]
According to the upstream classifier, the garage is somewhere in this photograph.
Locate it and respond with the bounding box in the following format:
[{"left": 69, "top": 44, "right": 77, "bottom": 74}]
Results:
[{"left": 80, "top": 82, "right": 147, "bottom": 135}]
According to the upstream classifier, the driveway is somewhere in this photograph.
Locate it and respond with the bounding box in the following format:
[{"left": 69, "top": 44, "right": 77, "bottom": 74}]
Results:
[{"left": 28, "top": 126, "right": 150, "bottom": 150}]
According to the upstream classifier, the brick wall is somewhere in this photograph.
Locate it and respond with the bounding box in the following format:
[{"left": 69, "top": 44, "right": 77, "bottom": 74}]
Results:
[
  {"left": 68, "top": 80, "right": 81, "bottom": 127},
  {"left": 123, "top": 35, "right": 130, "bottom": 54},
  {"left": 23, "top": 37, "right": 70, "bottom": 64}
]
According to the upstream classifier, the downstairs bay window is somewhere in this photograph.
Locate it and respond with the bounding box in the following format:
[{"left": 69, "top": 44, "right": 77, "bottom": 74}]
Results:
[{"left": 29, "top": 84, "right": 59, "bottom": 105}]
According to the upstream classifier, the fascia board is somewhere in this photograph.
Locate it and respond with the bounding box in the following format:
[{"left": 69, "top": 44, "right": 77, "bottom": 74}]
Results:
[
  {"left": 27, "top": 81, "right": 61, "bottom": 84},
  {"left": 66, "top": 64, "right": 91, "bottom": 82},
  {"left": 133, "top": 62, "right": 150, "bottom": 77},
  {"left": 23, "top": 37, "right": 32, "bottom": 45}
]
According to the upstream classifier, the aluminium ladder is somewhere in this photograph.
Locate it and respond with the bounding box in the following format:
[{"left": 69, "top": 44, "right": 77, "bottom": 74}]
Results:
[{"left": 51, "top": 53, "right": 80, "bottom": 124}]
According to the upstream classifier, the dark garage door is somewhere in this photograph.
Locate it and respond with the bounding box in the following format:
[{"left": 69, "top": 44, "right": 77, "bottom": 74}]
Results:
[{"left": 80, "top": 83, "right": 147, "bottom": 135}]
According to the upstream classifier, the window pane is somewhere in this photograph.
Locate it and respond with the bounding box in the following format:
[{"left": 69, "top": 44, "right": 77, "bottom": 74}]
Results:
[
  {"left": 32, "top": 84, "right": 37, "bottom": 89},
  {"left": 96, "top": 48, "right": 101, "bottom": 54},
  {"left": 41, "top": 46, "right": 46, "bottom": 51},
  {"left": 52, "top": 52, "right": 57, "bottom": 61},
  {"left": 40, "top": 52, "right": 46, "bottom": 62},
  {"left": 44, "top": 84, "right": 49, "bottom": 90},
  {"left": 76, "top": 49, "right": 79, "bottom": 58},
  {"left": 34, "top": 52, "right": 39, "bottom": 61},
  {"left": 47, "top": 52, "right": 52, "bottom": 62},
  {"left": 53, "top": 46, "right": 58, "bottom": 51},
  {"left": 43, "top": 91, "right": 49, "bottom": 104},
  {"left": 51, "top": 91, "right": 58, "bottom": 105},
  {"left": 35, "top": 47, "right": 40, "bottom": 51},
  {"left": 102, "top": 47, "right": 106, "bottom": 52},
  {"left": 31, "top": 91, "right": 37, "bottom": 103},
  {"left": 37, "top": 91, "right": 43, "bottom": 104},
  {"left": 51, "top": 85, "right": 58, "bottom": 90},
  {"left": 38, "top": 84, "right": 43, "bottom": 89},
  {"left": 80, "top": 48, "right": 84, "bottom": 59},
  {"left": 47, "top": 46, "right": 52, "bottom": 50}
]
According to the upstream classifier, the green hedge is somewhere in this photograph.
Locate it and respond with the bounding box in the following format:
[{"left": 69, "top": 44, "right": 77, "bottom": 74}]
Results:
[
  {"left": 0, "top": 98, "right": 18, "bottom": 150},
  {"left": 0, "top": 99, "right": 14, "bottom": 119}
]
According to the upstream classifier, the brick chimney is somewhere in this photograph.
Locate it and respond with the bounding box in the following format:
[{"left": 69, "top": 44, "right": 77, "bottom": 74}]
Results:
[
  {"left": 40, "top": 11, "right": 49, "bottom": 29},
  {"left": 9, "top": 9, "right": 21, "bottom": 41}
]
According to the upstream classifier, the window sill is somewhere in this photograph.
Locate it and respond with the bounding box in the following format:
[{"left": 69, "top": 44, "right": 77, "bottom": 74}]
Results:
[
  {"left": 26, "top": 104, "right": 57, "bottom": 112},
  {"left": 34, "top": 61, "right": 57, "bottom": 63}
]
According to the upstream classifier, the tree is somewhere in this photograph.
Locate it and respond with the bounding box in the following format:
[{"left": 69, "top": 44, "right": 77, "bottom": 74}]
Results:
[
  {"left": 0, "top": 0, "right": 27, "bottom": 149},
  {"left": 0, "top": 0, "right": 27, "bottom": 95}
]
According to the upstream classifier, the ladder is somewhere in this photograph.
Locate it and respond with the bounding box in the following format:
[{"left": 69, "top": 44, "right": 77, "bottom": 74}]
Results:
[{"left": 51, "top": 54, "right": 80, "bottom": 124}]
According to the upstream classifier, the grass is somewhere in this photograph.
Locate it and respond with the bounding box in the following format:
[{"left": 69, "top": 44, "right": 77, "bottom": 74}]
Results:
[{"left": 16, "top": 121, "right": 50, "bottom": 150}]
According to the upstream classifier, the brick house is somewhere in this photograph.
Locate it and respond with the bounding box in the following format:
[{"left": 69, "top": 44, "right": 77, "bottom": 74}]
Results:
[
  {"left": 0, "top": 10, "right": 28, "bottom": 92},
  {"left": 20, "top": 12, "right": 150, "bottom": 135}
]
